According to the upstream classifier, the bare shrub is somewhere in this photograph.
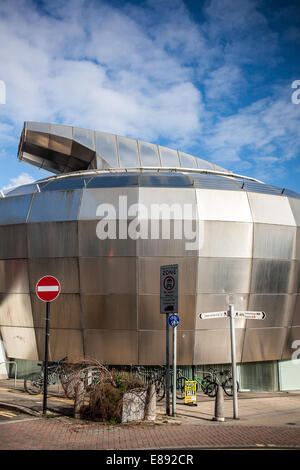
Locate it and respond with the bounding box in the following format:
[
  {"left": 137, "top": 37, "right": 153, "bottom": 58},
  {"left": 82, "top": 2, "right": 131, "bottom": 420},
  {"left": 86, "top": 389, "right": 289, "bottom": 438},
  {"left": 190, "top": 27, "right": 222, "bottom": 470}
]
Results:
[{"left": 80, "top": 368, "right": 146, "bottom": 423}]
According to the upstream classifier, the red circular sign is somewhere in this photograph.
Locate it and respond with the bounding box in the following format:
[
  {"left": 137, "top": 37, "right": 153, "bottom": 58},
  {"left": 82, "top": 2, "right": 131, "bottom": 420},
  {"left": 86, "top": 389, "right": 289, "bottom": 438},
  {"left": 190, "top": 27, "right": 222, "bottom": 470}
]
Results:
[
  {"left": 163, "top": 276, "right": 175, "bottom": 291},
  {"left": 36, "top": 276, "right": 61, "bottom": 302}
]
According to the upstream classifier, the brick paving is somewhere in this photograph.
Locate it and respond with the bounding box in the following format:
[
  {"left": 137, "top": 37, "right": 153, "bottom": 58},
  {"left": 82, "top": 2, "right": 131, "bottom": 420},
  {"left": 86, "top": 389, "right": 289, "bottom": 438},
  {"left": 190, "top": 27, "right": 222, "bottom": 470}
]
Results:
[{"left": 0, "top": 417, "right": 300, "bottom": 450}]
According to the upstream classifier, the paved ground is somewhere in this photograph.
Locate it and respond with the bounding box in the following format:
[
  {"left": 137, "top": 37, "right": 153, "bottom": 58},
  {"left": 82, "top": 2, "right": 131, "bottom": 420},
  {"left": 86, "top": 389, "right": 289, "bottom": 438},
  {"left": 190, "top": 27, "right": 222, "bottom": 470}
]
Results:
[{"left": 0, "top": 379, "right": 300, "bottom": 450}]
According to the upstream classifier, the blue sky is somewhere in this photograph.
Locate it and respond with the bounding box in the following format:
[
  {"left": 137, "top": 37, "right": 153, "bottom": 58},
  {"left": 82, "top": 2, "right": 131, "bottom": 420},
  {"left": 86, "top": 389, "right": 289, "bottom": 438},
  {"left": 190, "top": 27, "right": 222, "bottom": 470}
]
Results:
[{"left": 0, "top": 0, "right": 300, "bottom": 192}]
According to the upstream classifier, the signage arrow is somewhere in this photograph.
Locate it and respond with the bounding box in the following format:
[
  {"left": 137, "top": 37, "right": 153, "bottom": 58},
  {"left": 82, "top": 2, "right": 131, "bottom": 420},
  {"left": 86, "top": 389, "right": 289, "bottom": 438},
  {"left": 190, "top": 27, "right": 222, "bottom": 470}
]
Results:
[
  {"left": 199, "top": 311, "right": 228, "bottom": 319},
  {"left": 235, "top": 311, "right": 266, "bottom": 320}
]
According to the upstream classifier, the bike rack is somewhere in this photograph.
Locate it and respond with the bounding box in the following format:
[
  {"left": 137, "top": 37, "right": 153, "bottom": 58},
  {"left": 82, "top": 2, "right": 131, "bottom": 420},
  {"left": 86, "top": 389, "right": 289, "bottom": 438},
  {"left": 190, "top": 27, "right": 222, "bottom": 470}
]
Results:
[
  {"left": 0, "top": 361, "right": 17, "bottom": 388},
  {"left": 195, "top": 369, "right": 213, "bottom": 378}
]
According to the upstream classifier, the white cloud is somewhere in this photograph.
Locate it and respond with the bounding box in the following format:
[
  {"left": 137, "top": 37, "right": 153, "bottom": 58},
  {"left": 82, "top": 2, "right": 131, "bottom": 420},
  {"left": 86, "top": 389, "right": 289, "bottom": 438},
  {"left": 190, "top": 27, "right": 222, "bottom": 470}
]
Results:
[
  {"left": 0, "top": 0, "right": 205, "bottom": 143},
  {"left": 0, "top": 0, "right": 299, "bottom": 190}
]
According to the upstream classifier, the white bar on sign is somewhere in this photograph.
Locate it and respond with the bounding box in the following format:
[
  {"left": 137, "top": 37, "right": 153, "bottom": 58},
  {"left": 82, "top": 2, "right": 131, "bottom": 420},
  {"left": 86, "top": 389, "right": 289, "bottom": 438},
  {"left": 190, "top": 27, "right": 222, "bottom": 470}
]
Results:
[
  {"left": 199, "top": 311, "right": 228, "bottom": 319},
  {"left": 37, "top": 286, "right": 59, "bottom": 292}
]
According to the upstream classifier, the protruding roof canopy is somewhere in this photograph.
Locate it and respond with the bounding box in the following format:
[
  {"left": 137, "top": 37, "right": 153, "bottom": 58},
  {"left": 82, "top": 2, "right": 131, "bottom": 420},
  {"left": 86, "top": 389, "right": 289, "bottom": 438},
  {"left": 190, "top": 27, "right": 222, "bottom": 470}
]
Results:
[{"left": 18, "top": 121, "right": 231, "bottom": 175}]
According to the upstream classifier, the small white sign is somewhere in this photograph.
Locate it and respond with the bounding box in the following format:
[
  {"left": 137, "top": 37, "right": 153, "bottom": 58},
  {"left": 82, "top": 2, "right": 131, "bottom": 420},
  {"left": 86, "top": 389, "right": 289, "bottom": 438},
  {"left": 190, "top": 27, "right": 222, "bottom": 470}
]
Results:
[
  {"left": 199, "top": 311, "right": 228, "bottom": 319},
  {"left": 235, "top": 311, "right": 266, "bottom": 320}
]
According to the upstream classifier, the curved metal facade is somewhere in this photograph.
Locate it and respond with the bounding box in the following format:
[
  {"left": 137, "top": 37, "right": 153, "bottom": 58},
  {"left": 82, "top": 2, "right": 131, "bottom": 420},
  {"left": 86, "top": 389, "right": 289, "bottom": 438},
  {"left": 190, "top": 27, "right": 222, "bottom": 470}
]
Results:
[{"left": 0, "top": 122, "right": 299, "bottom": 365}]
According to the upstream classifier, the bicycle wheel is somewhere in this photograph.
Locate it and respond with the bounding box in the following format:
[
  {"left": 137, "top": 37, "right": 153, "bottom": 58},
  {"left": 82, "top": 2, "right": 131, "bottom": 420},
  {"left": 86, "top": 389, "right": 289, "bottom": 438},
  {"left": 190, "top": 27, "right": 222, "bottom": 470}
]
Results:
[
  {"left": 200, "top": 377, "right": 212, "bottom": 394},
  {"left": 156, "top": 377, "right": 165, "bottom": 402},
  {"left": 223, "top": 378, "right": 240, "bottom": 397},
  {"left": 205, "top": 380, "right": 217, "bottom": 398},
  {"left": 176, "top": 377, "right": 187, "bottom": 400},
  {"left": 24, "top": 372, "right": 43, "bottom": 395}
]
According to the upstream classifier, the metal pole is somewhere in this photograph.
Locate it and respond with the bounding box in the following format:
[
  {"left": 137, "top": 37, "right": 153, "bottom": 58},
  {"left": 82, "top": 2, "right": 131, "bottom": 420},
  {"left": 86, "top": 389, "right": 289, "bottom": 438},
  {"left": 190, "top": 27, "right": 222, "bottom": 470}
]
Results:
[
  {"left": 166, "top": 314, "right": 170, "bottom": 416},
  {"left": 43, "top": 302, "right": 50, "bottom": 415},
  {"left": 172, "top": 325, "right": 177, "bottom": 417},
  {"left": 229, "top": 304, "right": 238, "bottom": 419}
]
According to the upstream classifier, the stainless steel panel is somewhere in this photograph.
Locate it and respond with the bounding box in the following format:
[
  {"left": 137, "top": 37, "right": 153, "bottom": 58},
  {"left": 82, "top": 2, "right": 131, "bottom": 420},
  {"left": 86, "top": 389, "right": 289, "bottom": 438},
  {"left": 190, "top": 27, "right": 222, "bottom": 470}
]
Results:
[
  {"left": 294, "top": 261, "right": 300, "bottom": 293},
  {"left": 26, "top": 130, "right": 49, "bottom": 148},
  {"left": 292, "top": 295, "right": 300, "bottom": 326},
  {"left": 138, "top": 295, "right": 195, "bottom": 330},
  {"left": 253, "top": 223, "right": 296, "bottom": 260},
  {"left": 1, "top": 326, "right": 38, "bottom": 360},
  {"left": 35, "top": 327, "right": 84, "bottom": 362},
  {"left": 197, "top": 258, "right": 252, "bottom": 294},
  {"left": 5, "top": 183, "right": 38, "bottom": 197},
  {"left": 138, "top": 187, "right": 197, "bottom": 208},
  {"left": 0, "top": 294, "right": 33, "bottom": 327},
  {"left": 0, "top": 224, "right": 27, "bottom": 259},
  {"left": 179, "top": 152, "right": 198, "bottom": 169},
  {"left": 27, "top": 222, "right": 78, "bottom": 258},
  {"left": 247, "top": 193, "right": 296, "bottom": 226},
  {"left": 138, "top": 257, "right": 197, "bottom": 295},
  {"left": 139, "top": 141, "right": 160, "bottom": 166},
  {"left": 242, "top": 328, "right": 286, "bottom": 362},
  {"left": 95, "top": 132, "right": 119, "bottom": 167},
  {"left": 194, "top": 329, "right": 244, "bottom": 364},
  {"left": 28, "top": 190, "right": 81, "bottom": 222},
  {"left": 199, "top": 221, "right": 253, "bottom": 258},
  {"left": 48, "top": 134, "right": 72, "bottom": 155},
  {"left": 250, "top": 259, "right": 293, "bottom": 294},
  {"left": 176, "top": 330, "right": 194, "bottom": 365},
  {"left": 117, "top": 136, "right": 139, "bottom": 167},
  {"left": 28, "top": 258, "right": 79, "bottom": 293},
  {"left": 0, "top": 260, "right": 29, "bottom": 293},
  {"left": 78, "top": 187, "right": 139, "bottom": 220},
  {"left": 31, "top": 294, "right": 82, "bottom": 329},
  {"left": 79, "top": 258, "right": 136, "bottom": 294},
  {"left": 78, "top": 220, "right": 137, "bottom": 257},
  {"left": 139, "top": 329, "right": 195, "bottom": 365},
  {"left": 50, "top": 123, "right": 73, "bottom": 139},
  {"left": 138, "top": 330, "right": 165, "bottom": 365},
  {"left": 84, "top": 329, "right": 138, "bottom": 364},
  {"left": 195, "top": 294, "right": 248, "bottom": 330},
  {"left": 73, "top": 127, "right": 95, "bottom": 150},
  {"left": 96, "top": 155, "right": 112, "bottom": 169},
  {"left": 281, "top": 326, "right": 300, "bottom": 359},
  {"left": 213, "top": 163, "right": 229, "bottom": 172},
  {"left": 247, "top": 294, "right": 296, "bottom": 328},
  {"left": 196, "top": 189, "right": 252, "bottom": 222},
  {"left": 195, "top": 157, "right": 214, "bottom": 170},
  {"left": 27, "top": 122, "right": 50, "bottom": 133},
  {"left": 288, "top": 197, "right": 300, "bottom": 226},
  {"left": 0, "top": 195, "right": 32, "bottom": 225},
  {"left": 138, "top": 236, "right": 196, "bottom": 258},
  {"left": 159, "top": 146, "right": 180, "bottom": 166},
  {"left": 81, "top": 294, "right": 137, "bottom": 329},
  {"left": 296, "top": 227, "right": 300, "bottom": 260}
]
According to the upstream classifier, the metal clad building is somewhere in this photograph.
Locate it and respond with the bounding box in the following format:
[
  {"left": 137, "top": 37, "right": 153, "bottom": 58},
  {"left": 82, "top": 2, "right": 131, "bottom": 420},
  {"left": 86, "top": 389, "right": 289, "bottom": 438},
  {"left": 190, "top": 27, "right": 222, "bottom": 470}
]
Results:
[{"left": 0, "top": 121, "right": 300, "bottom": 388}]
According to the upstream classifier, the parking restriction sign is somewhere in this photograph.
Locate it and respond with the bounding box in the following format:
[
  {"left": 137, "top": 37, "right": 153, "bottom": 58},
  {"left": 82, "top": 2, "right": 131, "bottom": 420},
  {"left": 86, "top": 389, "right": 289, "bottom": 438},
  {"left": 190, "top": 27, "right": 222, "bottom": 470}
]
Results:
[{"left": 160, "top": 265, "right": 178, "bottom": 314}]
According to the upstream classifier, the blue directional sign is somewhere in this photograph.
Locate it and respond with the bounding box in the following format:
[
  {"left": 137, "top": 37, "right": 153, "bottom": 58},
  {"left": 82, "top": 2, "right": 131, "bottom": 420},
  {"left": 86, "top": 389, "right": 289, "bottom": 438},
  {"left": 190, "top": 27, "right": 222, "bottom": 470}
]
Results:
[{"left": 168, "top": 314, "right": 180, "bottom": 328}]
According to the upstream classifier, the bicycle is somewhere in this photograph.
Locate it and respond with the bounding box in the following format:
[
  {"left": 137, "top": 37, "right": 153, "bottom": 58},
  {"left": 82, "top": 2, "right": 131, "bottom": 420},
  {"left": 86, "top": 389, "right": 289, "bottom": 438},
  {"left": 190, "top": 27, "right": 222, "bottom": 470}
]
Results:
[
  {"left": 219, "top": 369, "right": 240, "bottom": 397},
  {"left": 24, "top": 357, "right": 75, "bottom": 397},
  {"left": 176, "top": 369, "right": 216, "bottom": 399},
  {"left": 131, "top": 365, "right": 166, "bottom": 402}
]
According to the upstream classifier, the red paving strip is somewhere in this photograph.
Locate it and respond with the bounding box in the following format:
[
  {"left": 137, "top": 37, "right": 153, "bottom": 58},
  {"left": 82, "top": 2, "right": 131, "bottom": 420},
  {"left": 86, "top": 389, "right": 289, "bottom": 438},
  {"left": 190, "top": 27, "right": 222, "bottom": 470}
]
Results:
[{"left": 0, "top": 418, "right": 300, "bottom": 450}]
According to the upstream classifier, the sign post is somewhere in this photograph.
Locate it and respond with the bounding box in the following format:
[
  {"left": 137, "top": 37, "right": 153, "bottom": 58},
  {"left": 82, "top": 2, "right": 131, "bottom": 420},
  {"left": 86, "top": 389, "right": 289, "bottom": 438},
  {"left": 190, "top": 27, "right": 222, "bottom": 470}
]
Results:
[
  {"left": 36, "top": 276, "right": 61, "bottom": 415},
  {"left": 160, "top": 265, "right": 178, "bottom": 417},
  {"left": 228, "top": 304, "right": 238, "bottom": 419},
  {"left": 199, "top": 306, "right": 266, "bottom": 420},
  {"left": 169, "top": 314, "right": 180, "bottom": 417}
]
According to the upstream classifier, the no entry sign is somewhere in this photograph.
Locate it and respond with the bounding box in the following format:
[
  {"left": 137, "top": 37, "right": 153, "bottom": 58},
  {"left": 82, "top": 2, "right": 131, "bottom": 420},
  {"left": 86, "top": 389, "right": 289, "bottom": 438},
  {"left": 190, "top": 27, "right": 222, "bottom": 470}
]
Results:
[{"left": 36, "top": 276, "right": 61, "bottom": 302}]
